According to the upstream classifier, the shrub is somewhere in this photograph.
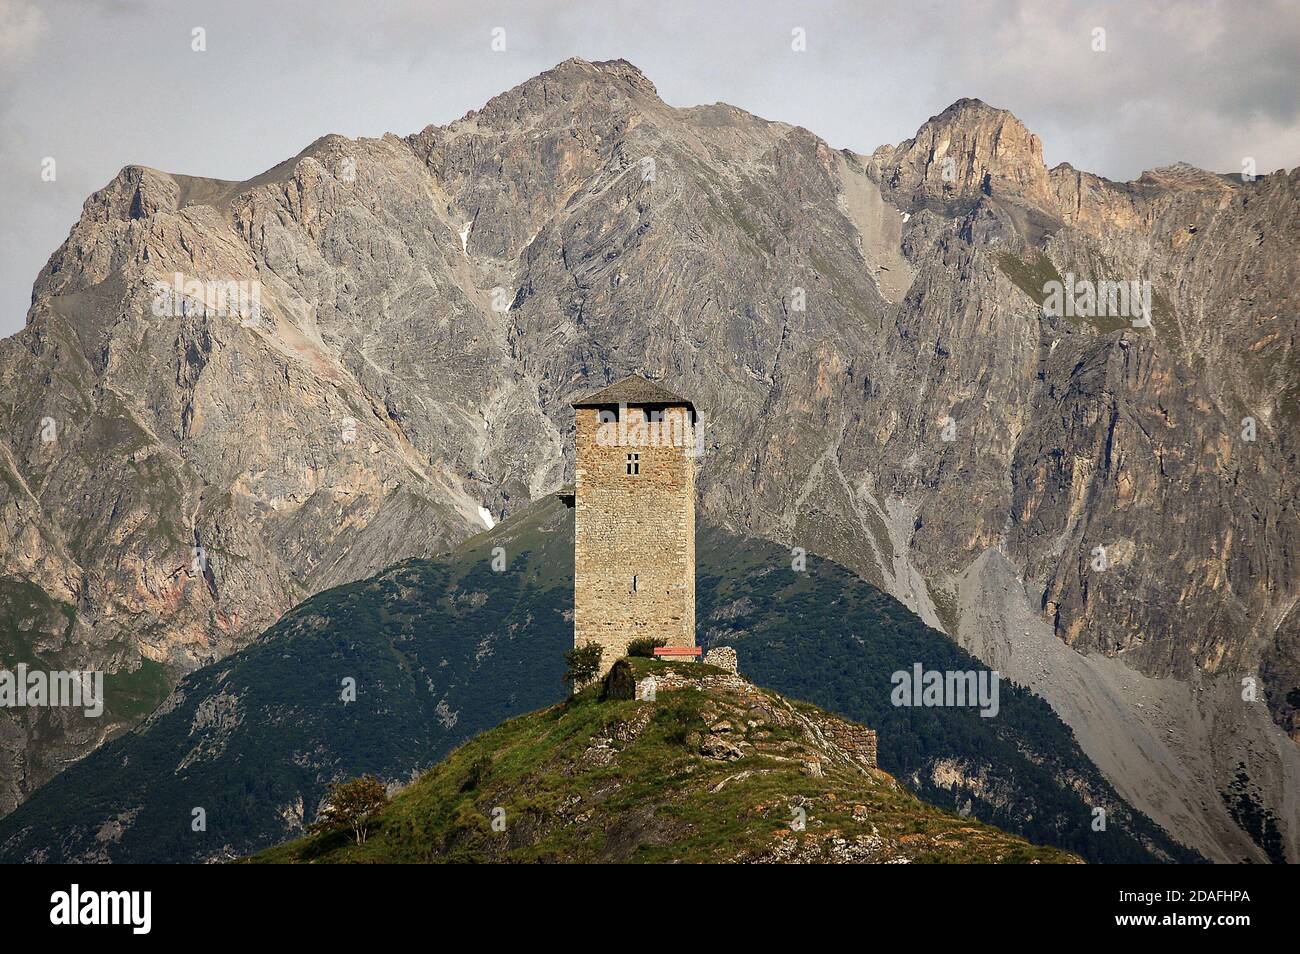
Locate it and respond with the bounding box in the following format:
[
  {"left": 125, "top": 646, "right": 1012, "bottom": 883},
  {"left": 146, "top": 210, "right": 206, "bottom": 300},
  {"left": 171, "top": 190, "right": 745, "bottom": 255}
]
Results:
[
  {"left": 600, "top": 658, "right": 636, "bottom": 701},
  {"left": 564, "top": 642, "right": 603, "bottom": 687},
  {"left": 460, "top": 754, "right": 493, "bottom": 792},
  {"left": 627, "top": 636, "right": 667, "bottom": 658},
  {"left": 309, "top": 775, "right": 389, "bottom": 845}
]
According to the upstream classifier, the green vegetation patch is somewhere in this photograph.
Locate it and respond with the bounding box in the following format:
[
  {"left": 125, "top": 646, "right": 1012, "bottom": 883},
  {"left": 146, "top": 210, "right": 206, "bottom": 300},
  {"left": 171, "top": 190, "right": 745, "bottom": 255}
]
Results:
[{"left": 253, "top": 656, "right": 1075, "bottom": 865}]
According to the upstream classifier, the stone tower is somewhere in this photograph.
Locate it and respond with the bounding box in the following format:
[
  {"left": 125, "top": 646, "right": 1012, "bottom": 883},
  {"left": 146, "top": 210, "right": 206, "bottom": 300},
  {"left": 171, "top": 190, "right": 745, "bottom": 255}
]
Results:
[{"left": 572, "top": 374, "right": 697, "bottom": 675}]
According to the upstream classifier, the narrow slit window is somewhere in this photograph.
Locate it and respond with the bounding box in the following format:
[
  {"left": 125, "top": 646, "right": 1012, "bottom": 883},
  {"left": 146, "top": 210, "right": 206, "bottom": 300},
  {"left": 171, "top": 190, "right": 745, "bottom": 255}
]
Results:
[
  {"left": 632, "top": 574, "right": 638, "bottom": 592},
  {"left": 626, "top": 452, "right": 640, "bottom": 475}
]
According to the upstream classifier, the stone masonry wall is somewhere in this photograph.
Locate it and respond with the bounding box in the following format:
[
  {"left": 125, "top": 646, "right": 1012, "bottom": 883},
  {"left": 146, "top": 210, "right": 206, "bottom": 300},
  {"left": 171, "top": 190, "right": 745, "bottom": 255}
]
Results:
[
  {"left": 574, "top": 404, "right": 696, "bottom": 675},
  {"left": 703, "top": 646, "right": 738, "bottom": 673},
  {"left": 819, "top": 718, "right": 878, "bottom": 769}
]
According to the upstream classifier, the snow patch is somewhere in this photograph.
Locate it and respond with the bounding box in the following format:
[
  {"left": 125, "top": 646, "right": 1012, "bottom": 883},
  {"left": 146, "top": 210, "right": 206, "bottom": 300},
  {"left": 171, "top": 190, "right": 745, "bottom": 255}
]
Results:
[
  {"left": 459, "top": 222, "right": 472, "bottom": 255},
  {"left": 477, "top": 506, "right": 495, "bottom": 529}
]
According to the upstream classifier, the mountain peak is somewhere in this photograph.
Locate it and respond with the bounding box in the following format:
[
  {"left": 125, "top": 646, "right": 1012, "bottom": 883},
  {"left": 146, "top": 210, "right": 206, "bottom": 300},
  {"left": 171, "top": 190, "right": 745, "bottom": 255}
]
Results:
[
  {"left": 529, "top": 56, "right": 658, "bottom": 94},
  {"left": 933, "top": 96, "right": 1005, "bottom": 118},
  {"left": 556, "top": 56, "right": 658, "bottom": 94},
  {"left": 1138, "top": 161, "right": 1238, "bottom": 192},
  {"left": 874, "top": 96, "right": 1051, "bottom": 208},
  {"left": 458, "top": 56, "right": 661, "bottom": 130}
]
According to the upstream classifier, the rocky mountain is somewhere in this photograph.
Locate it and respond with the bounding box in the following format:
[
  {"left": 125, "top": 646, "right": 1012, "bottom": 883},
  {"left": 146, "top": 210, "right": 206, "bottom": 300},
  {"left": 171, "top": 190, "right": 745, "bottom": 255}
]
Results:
[
  {"left": 0, "top": 496, "right": 1187, "bottom": 863},
  {"left": 0, "top": 58, "right": 1295, "bottom": 861},
  {"left": 252, "top": 656, "right": 1080, "bottom": 865}
]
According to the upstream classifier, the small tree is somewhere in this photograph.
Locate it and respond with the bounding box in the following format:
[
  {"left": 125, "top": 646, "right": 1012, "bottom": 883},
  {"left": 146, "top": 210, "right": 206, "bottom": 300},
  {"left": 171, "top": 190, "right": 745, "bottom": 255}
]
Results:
[
  {"left": 601, "top": 658, "right": 636, "bottom": 701},
  {"left": 310, "top": 775, "right": 389, "bottom": 845},
  {"left": 627, "top": 636, "right": 667, "bottom": 658},
  {"left": 564, "top": 642, "right": 603, "bottom": 688}
]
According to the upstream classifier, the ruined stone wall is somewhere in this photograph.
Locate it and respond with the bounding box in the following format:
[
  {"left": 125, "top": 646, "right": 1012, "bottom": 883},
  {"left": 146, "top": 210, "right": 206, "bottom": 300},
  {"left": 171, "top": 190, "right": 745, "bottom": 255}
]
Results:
[
  {"left": 703, "top": 646, "right": 738, "bottom": 674},
  {"left": 574, "top": 404, "right": 695, "bottom": 674},
  {"left": 819, "top": 718, "right": 878, "bottom": 769}
]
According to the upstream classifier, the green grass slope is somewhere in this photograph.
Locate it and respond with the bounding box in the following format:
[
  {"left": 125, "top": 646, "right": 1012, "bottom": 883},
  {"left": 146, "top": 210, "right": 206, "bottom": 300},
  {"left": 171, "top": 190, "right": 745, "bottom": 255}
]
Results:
[{"left": 253, "top": 658, "right": 1078, "bottom": 864}]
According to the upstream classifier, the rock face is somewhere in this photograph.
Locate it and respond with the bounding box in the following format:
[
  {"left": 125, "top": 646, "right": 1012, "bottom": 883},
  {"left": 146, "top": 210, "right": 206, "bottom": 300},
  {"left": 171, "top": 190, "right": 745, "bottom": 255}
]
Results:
[
  {"left": 871, "top": 98, "right": 1057, "bottom": 214},
  {"left": 0, "top": 59, "right": 1296, "bottom": 861}
]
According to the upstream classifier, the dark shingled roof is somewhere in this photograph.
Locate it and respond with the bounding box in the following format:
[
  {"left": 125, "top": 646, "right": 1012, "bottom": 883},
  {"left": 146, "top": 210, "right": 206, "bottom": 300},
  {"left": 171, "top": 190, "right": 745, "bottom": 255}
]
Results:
[{"left": 571, "top": 374, "right": 695, "bottom": 412}]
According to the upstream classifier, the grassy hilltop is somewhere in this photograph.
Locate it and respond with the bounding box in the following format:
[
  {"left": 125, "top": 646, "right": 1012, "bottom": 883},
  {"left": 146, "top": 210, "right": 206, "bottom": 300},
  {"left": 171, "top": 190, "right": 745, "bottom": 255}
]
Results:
[{"left": 254, "top": 658, "right": 1078, "bottom": 864}]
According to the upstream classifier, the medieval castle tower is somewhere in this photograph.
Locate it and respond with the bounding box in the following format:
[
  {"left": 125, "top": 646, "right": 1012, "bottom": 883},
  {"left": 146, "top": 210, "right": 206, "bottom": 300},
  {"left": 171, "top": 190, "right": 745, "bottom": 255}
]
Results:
[{"left": 571, "top": 375, "right": 697, "bottom": 675}]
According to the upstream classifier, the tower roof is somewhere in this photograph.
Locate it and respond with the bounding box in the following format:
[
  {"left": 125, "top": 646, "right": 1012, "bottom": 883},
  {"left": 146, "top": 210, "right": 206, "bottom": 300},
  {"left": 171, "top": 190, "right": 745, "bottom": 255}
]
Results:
[{"left": 571, "top": 374, "right": 695, "bottom": 413}]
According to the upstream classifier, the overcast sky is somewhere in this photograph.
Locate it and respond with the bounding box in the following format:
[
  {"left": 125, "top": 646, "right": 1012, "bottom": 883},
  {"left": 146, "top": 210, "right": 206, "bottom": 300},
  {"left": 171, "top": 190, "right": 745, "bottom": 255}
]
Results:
[{"left": 2, "top": 0, "right": 1297, "bottom": 338}]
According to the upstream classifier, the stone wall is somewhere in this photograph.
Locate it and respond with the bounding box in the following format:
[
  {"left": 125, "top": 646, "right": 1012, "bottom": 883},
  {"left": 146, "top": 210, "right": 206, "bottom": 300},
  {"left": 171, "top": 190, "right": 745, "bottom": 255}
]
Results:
[
  {"left": 574, "top": 404, "right": 695, "bottom": 674},
  {"left": 818, "top": 717, "right": 878, "bottom": 769},
  {"left": 703, "top": 646, "right": 738, "bottom": 674}
]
